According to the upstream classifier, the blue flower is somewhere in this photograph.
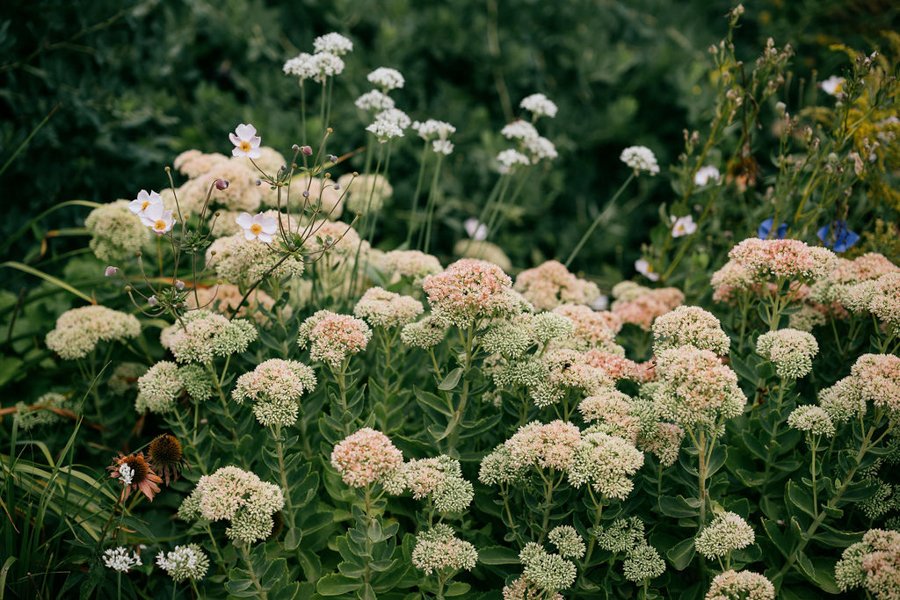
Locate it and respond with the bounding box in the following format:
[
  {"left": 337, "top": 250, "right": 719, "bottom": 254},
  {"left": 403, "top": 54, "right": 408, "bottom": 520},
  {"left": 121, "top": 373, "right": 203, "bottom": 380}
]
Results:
[
  {"left": 817, "top": 220, "right": 859, "bottom": 253},
  {"left": 758, "top": 218, "right": 787, "bottom": 240}
]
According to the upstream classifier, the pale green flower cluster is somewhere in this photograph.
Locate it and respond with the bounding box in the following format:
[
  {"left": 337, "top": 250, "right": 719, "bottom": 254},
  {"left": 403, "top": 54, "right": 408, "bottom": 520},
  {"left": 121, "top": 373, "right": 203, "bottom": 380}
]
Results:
[
  {"left": 410, "top": 524, "right": 477, "bottom": 575},
  {"left": 518, "top": 542, "right": 577, "bottom": 594},
  {"left": 14, "top": 392, "right": 69, "bottom": 431},
  {"left": 705, "top": 570, "right": 775, "bottom": 600},
  {"left": 205, "top": 234, "right": 305, "bottom": 287},
  {"left": 400, "top": 316, "right": 449, "bottom": 349},
  {"left": 85, "top": 200, "right": 149, "bottom": 262},
  {"left": 755, "top": 328, "right": 819, "bottom": 379},
  {"left": 787, "top": 405, "right": 836, "bottom": 438},
  {"left": 46, "top": 306, "right": 141, "bottom": 360},
  {"left": 548, "top": 525, "right": 585, "bottom": 559},
  {"left": 567, "top": 431, "right": 644, "bottom": 500},
  {"left": 835, "top": 529, "right": 900, "bottom": 599},
  {"left": 353, "top": 287, "right": 424, "bottom": 329},
  {"left": 232, "top": 359, "right": 317, "bottom": 427},
  {"left": 694, "top": 512, "right": 755, "bottom": 560},
  {"left": 622, "top": 543, "right": 666, "bottom": 583},
  {"left": 160, "top": 310, "right": 257, "bottom": 364},
  {"left": 652, "top": 306, "right": 730, "bottom": 355},
  {"left": 383, "top": 455, "right": 473, "bottom": 513},
  {"left": 156, "top": 544, "right": 209, "bottom": 583}
]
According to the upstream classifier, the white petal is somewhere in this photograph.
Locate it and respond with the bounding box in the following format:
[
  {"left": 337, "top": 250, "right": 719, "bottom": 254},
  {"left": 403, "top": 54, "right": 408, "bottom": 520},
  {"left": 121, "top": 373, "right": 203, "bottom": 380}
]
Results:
[
  {"left": 250, "top": 136, "right": 261, "bottom": 148},
  {"left": 258, "top": 232, "right": 273, "bottom": 244},
  {"left": 248, "top": 148, "right": 262, "bottom": 159},
  {"left": 128, "top": 199, "right": 143, "bottom": 214},
  {"left": 243, "top": 230, "right": 256, "bottom": 241},
  {"left": 232, "top": 148, "right": 245, "bottom": 157},
  {"left": 235, "top": 123, "right": 256, "bottom": 139},
  {"left": 229, "top": 132, "right": 241, "bottom": 145},
  {"left": 235, "top": 212, "right": 253, "bottom": 228},
  {"left": 260, "top": 216, "right": 278, "bottom": 234}
]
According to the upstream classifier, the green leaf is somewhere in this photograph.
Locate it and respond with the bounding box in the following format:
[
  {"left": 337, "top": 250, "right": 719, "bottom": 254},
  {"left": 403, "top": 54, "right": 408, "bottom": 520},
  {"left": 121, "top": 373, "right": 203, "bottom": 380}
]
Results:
[
  {"left": 658, "top": 495, "right": 700, "bottom": 519},
  {"left": 438, "top": 367, "right": 463, "bottom": 391},
  {"left": 415, "top": 389, "right": 453, "bottom": 417},
  {"left": 316, "top": 574, "right": 363, "bottom": 596},
  {"left": 477, "top": 545, "right": 520, "bottom": 565},
  {"left": 666, "top": 537, "right": 696, "bottom": 571},
  {"left": 762, "top": 518, "right": 793, "bottom": 558},
  {"left": 786, "top": 481, "right": 817, "bottom": 518},
  {"left": 445, "top": 582, "right": 471, "bottom": 596}
]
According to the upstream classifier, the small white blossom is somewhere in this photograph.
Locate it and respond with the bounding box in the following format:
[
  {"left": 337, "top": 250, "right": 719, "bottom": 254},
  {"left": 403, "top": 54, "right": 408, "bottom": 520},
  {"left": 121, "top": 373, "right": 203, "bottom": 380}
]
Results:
[
  {"left": 313, "top": 32, "right": 353, "bottom": 56},
  {"left": 283, "top": 53, "right": 316, "bottom": 80},
  {"left": 620, "top": 146, "right": 659, "bottom": 175},
  {"left": 693, "top": 165, "right": 720, "bottom": 186},
  {"left": 464, "top": 218, "right": 488, "bottom": 241},
  {"left": 310, "top": 52, "right": 345, "bottom": 82},
  {"left": 501, "top": 119, "right": 539, "bottom": 141},
  {"left": 590, "top": 295, "right": 609, "bottom": 311},
  {"left": 367, "top": 67, "right": 405, "bottom": 91},
  {"left": 229, "top": 123, "right": 262, "bottom": 159},
  {"left": 375, "top": 108, "right": 411, "bottom": 130},
  {"left": 355, "top": 90, "right": 395, "bottom": 112},
  {"left": 671, "top": 215, "right": 698, "bottom": 238},
  {"left": 366, "top": 118, "right": 404, "bottom": 142},
  {"left": 236, "top": 212, "right": 277, "bottom": 243},
  {"left": 820, "top": 75, "right": 845, "bottom": 97},
  {"left": 412, "top": 119, "right": 456, "bottom": 141},
  {"left": 432, "top": 140, "right": 454, "bottom": 155},
  {"left": 118, "top": 463, "right": 134, "bottom": 486},
  {"left": 142, "top": 203, "right": 175, "bottom": 235},
  {"left": 520, "top": 93, "right": 558, "bottom": 118},
  {"left": 102, "top": 547, "right": 142, "bottom": 573},
  {"left": 496, "top": 149, "right": 530, "bottom": 173},
  {"left": 128, "top": 190, "right": 163, "bottom": 220},
  {"left": 525, "top": 136, "right": 558, "bottom": 163},
  {"left": 635, "top": 258, "right": 660, "bottom": 281}
]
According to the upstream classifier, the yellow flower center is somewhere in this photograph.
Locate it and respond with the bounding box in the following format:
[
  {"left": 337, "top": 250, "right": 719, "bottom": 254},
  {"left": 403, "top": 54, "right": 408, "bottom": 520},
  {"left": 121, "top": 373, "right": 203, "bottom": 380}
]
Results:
[
  {"left": 240, "top": 140, "right": 252, "bottom": 153},
  {"left": 250, "top": 223, "right": 263, "bottom": 235},
  {"left": 154, "top": 219, "right": 167, "bottom": 231},
  {"left": 141, "top": 200, "right": 150, "bottom": 211}
]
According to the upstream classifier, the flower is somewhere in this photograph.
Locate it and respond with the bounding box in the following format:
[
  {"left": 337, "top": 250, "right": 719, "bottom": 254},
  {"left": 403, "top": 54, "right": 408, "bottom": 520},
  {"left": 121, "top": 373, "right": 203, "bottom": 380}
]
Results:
[
  {"left": 283, "top": 52, "right": 315, "bottom": 80},
  {"left": 514, "top": 260, "right": 601, "bottom": 311},
  {"left": 518, "top": 543, "right": 577, "bottom": 593},
  {"left": 142, "top": 203, "right": 175, "bottom": 234},
  {"left": 309, "top": 52, "right": 345, "bottom": 82},
  {"left": 206, "top": 234, "right": 305, "bottom": 287},
  {"left": 411, "top": 524, "right": 478, "bottom": 575},
  {"left": 156, "top": 544, "right": 209, "bottom": 582},
  {"left": 355, "top": 89, "right": 395, "bottom": 112},
  {"left": 695, "top": 512, "right": 755, "bottom": 559},
  {"left": 694, "top": 165, "right": 720, "bottom": 186},
  {"left": 757, "top": 217, "right": 787, "bottom": 240},
  {"left": 367, "top": 67, "right": 405, "bottom": 90},
  {"left": 366, "top": 116, "right": 404, "bottom": 142},
  {"left": 705, "top": 570, "right": 775, "bottom": 600},
  {"left": 178, "top": 466, "right": 284, "bottom": 544},
  {"left": 787, "top": 405, "right": 836, "bottom": 437},
  {"left": 817, "top": 220, "right": 860, "bottom": 253},
  {"left": 331, "top": 428, "right": 403, "bottom": 488},
  {"left": 384, "top": 455, "right": 473, "bottom": 512},
  {"left": 727, "top": 237, "right": 837, "bottom": 282},
  {"left": 835, "top": 529, "right": 900, "bottom": 598},
  {"left": 229, "top": 123, "right": 262, "bottom": 159},
  {"left": 634, "top": 258, "right": 659, "bottom": 281},
  {"left": 464, "top": 218, "right": 488, "bottom": 241},
  {"left": 382, "top": 250, "right": 442, "bottom": 281},
  {"left": 353, "top": 287, "right": 424, "bottom": 329},
  {"left": 496, "top": 149, "right": 531, "bottom": 173},
  {"left": 755, "top": 328, "right": 819, "bottom": 379},
  {"left": 400, "top": 316, "right": 449, "bottom": 349},
  {"left": 128, "top": 189, "right": 163, "bottom": 220},
  {"left": 623, "top": 544, "right": 666, "bottom": 582},
  {"left": 820, "top": 75, "right": 845, "bottom": 96},
  {"left": 620, "top": 146, "right": 659, "bottom": 175},
  {"left": 505, "top": 420, "right": 583, "bottom": 472},
  {"left": 85, "top": 201, "right": 150, "bottom": 262},
  {"left": 595, "top": 517, "right": 646, "bottom": 553},
  {"left": 232, "top": 359, "right": 317, "bottom": 427},
  {"left": 501, "top": 119, "right": 539, "bottom": 141},
  {"left": 432, "top": 139, "right": 454, "bottom": 155},
  {"left": 502, "top": 578, "right": 563, "bottom": 600},
  {"left": 652, "top": 306, "right": 730, "bottom": 355},
  {"left": 524, "top": 136, "right": 558, "bottom": 163},
  {"left": 160, "top": 310, "right": 258, "bottom": 364},
  {"left": 108, "top": 452, "right": 164, "bottom": 501},
  {"left": 45, "top": 306, "right": 141, "bottom": 360},
  {"left": 552, "top": 304, "right": 620, "bottom": 350},
  {"left": 548, "top": 526, "right": 585, "bottom": 559},
  {"left": 313, "top": 32, "right": 353, "bottom": 56},
  {"left": 568, "top": 431, "right": 644, "bottom": 499},
  {"left": 671, "top": 215, "right": 698, "bottom": 238},
  {"left": 422, "top": 259, "right": 518, "bottom": 327},
  {"left": 235, "top": 212, "right": 277, "bottom": 243},
  {"left": 102, "top": 547, "right": 142, "bottom": 573},
  {"left": 13, "top": 392, "right": 70, "bottom": 431},
  {"left": 298, "top": 310, "right": 372, "bottom": 369},
  {"left": 148, "top": 433, "right": 188, "bottom": 484},
  {"left": 520, "top": 93, "right": 558, "bottom": 118},
  {"left": 611, "top": 283, "right": 685, "bottom": 330},
  {"left": 412, "top": 119, "right": 456, "bottom": 141}
]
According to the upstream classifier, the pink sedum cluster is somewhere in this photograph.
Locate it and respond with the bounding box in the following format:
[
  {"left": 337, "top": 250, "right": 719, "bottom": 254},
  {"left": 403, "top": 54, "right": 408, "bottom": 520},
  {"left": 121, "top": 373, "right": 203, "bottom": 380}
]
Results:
[
  {"left": 514, "top": 260, "right": 601, "bottom": 311},
  {"left": 552, "top": 304, "right": 622, "bottom": 349},
  {"left": 331, "top": 428, "right": 403, "bottom": 488},
  {"left": 506, "top": 420, "right": 583, "bottom": 472},
  {"left": 298, "top": 310, "right": 372, "bottom": 370},
  {"left": 610, "top": 282, "right": 685, "bottom": 330},
  {"left": 726, "top": 238, "right": 837, "bottom": 282},
  {"left": 422, "top": 258, "right": 518, "bottom": 327}
]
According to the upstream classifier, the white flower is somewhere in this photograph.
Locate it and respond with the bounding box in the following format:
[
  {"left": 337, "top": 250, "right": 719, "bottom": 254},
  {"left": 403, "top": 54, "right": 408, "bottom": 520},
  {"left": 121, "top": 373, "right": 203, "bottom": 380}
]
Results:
[
  {"left": 412, "top": 120, "right": 456, "bottom": 141},
  {"left": 432, "top": 140, "right": 454, "bottom": 155},
  {"left": 310, "top": 52, "right": 345, "bottom": 82},
  {"left": 366, "top": 118, "right": 405, "bottom": 142},
  {"left": 367, "top": 67, "right": 405, "bottom": 91},
  {"left": 236, "top": 212, "right": 277, "bottom": 243},
  {"left": 355, "top": 90, "right": 395, "bottom": 112},
  {"left": 693, "top": 165, "right": 720, "bottom": 186},
  {"left": 376, "top": 108, "right": 411, "bottom": 130},
  {"left": 525, "top": 136, "right": 558, "bottom": 163},
  {"left": 143, "top": 203, "right": 175, "bottom": 235},
  {"left": 635, "top": 258, "right": 660, "bottom": 281},
  {"left": 590, "top": 295, "right": 610, "bottom": 311},
  {"left": 313, "top": 32, "right": 353, "bottom": 56},
  {"left": 820, "top": 75, "right": 845, "bottom": 97},
  {"left": 464, "top": 218, "right": 488, "bottom": 241},
  {"left": 671, "top": 215, "right": 698, "bottom": 238},
  {"left": 620, "top": 146, "right": 659, "bottom": 175},
  {"left": 496, "top": 149, "right": 530, "bottom": 173},
  {"left": 501, "top": 119, "right": 539, "bottom": 141},
  {"left": 102, "top": 547, "right": 141, "bottom": 573},
  {"left": 283, "top": 53, "right": 316, "bottom": 80},
  {"left": 229, "top": 123, "right": 262, "bottom": 159},
  {"left": 118, "top": 463, "right": 134, "bottom": 486},
  {"left": 128, "top": 190, "right": 163, "bottom": 219},
  {"left": 520, "top": 93, "right": 558, "bottom": 118}
]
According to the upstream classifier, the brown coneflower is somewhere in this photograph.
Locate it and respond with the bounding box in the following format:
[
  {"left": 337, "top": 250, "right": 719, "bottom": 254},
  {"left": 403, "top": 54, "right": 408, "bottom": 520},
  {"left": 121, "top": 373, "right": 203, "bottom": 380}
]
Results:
[
  {"left": 147, "top": 433, "right": 188, "bottom": 485},
  {"left": 107, "top": 452, "right": 163, "bottom": 501}
]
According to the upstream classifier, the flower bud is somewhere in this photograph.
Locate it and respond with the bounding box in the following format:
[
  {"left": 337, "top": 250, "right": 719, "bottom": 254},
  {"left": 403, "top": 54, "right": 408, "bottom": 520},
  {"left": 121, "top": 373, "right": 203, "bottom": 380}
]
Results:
[
  {"left": 291, "top": 144, "right": 300, "bottom": 152},
  {"left": 175, "top": 280, "right": 185, "bottom": 290},
  {"left": 300, "top": 145, "right": 313, "bottom": 156},
  {"left": 328, "top": 154, "right": 338, "bottom": 163},
  {"left": 104, "top": 266, "right": 119, "bottom": 277},
  {"left": 148, "top": 296, "right": 159, "bottom": 307},
  {"left": 214, "top": 178, "right": 229, "bottom": 190}
]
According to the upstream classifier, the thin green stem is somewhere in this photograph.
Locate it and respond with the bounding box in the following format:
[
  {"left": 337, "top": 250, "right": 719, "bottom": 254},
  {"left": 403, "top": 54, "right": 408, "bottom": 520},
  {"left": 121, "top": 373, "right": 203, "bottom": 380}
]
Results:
[{"left": 564, "top": 173, "right": 635, "bottom": 267}]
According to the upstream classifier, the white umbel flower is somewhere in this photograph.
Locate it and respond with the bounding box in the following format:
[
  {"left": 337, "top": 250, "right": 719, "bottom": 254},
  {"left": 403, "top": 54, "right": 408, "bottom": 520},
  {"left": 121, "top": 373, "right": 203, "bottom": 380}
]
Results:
[
  {"left": 501, "top": 119, "right": 539, "bottom": 141},
  {"left": 694, "top": 165, "right": 720, "bottom": 186},
  {"left": 496, "top": 149, "right": 530, "bottom": 173},
  {"left": 671, "top": 215, "right": 698, "bottom": 238},
  {"left": 143, "top": 203, "right": 175, "bottom": 235},
  {"left": 375, "top": 108, "right": 411, "bottom": 130},
  {"left": 355, "top": 90, "right": 395, "bottom": 112},
  {"left": 620, "top": 146, "right": 660, "bottom": 175},
  {"left": 283, "top": 52, "right": 316, "bottom": 80},
  {"left": 235, "top": 212, "right": 277, "bottom": 243},
  {"left": 520, "top": 93, "right": 558, "bottom": 118},
  {"left": 102, "top": 547, "right": 141, "bottom": 573},
  {"left": 432, "top": 140, "right": 454, "bottom": 155},
  {"left": 412, "top": 119, "right": 456, "bottom": 141},
  {"left": 229, "top": 123, "right": 262, "bottom": 159},
  {"left": 367, "top": 117, "right": 404, "bottom": 142},
  {"left": 310, "top": 52, "right": 345, "bottom": 82},
  {"left": 635, "top": 258, "right": 659, "bottom": 281},
  {"left": 118, "top": 463, "right": 135, "bottom": 486},
  {"left": 525, "top": 136, "right": 558, "bottom": 163},
  {"left": 313, "top": 32, "right": 353, "bottom": 56},
  {"left": 367, "top": 67, "right": 405, "bottom": 91},
  {"left": 128, "top": 189, "right": 163, "bottom": 220}
]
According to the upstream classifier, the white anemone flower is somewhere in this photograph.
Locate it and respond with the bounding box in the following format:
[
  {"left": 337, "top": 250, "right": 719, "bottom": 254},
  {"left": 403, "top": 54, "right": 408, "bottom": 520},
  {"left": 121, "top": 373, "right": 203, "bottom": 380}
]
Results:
[
  {"left": 820, "top": 76, "right": 845, "bottom": 97},
  {"left": 671, "top": 215, "right": 698, "bottom": 238},
  {"left": 143, "top": 203, "right": 175, "bottom": 235},
  {"left": 229, "top": 123, "right": 262, "bottom": 159},
  {"left": 128, "top": 189, "right": 163, "bottom": 219},
  {"left": 236, "top": 212, "right": 277, "bottom": 243},
  {"left": 693, "top": 165, "right": 720, "bottom": 187},
  {"left": 635, "top": 258, "right": 660, "bottom": 281},
  {"left": 464, "top": 218, "right": 488, "bottom": 241}
]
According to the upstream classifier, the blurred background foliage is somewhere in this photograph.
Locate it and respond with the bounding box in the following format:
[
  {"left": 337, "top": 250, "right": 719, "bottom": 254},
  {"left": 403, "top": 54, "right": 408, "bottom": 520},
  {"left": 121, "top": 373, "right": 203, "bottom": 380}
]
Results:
[{"left": 1, "top": 0, "right": 896, "bottom": 276}]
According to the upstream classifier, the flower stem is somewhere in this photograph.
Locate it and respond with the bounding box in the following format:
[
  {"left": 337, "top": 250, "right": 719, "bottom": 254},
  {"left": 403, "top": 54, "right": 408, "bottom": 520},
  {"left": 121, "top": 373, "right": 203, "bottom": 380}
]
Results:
[{"left": 564, "top": 173, "right": 635, "bottom": 267}]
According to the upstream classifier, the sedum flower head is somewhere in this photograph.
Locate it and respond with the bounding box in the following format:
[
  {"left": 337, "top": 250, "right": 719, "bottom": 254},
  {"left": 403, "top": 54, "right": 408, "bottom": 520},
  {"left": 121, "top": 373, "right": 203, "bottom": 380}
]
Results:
[
  {"left": 205, "top": 234, "right": 305, "bottom": 287},
  {"left": 551, "top": 304, "right": 621, "bottom": 350},
  {"left": 135, "top": 361, "right": 182, "bottom": 414},
  {"left": 422, "top": 259, "right": 517, "bottom": 328},
  {"left": 843, "top": 272, "right": 900, "bottom": 332},
  {"left": 596, "top": 517, "right": 646, "bottom": 554},
  {"left": 818, "top": 376, "right": 866, "bottom": 423},
  {"left": 411, "top": 524, "right": 478, "bottom": 575},
  {"left": 705, "top": 570, "right": 775, "bottom": 600},
  {"left": 478, "top": 444, "right": 526, "bottom": 486},
  {"left": 514, "top": 261, "right": 601, "bottom": 311},
  {"left": 382, "top": 250, "right": 442, "bottom": 282},
  {"left": 620, "top": 146, "right": 659, "bottom": 175},
  {"left": 383, "top": 455, "right": 473, "bottom": 513},
  {"left": 518, "top": 543, "right": 577, "bottom": 593},
  {"left": 178, "top": 466, "right": 283, "bottom": 544},
  {"left": 46, "top": 306, "right": 141, "bottom": 361},
  {"left": 623, "top": 543, "right": 666, "bottom": 582},
  {"left": 233, "top": 359, "right": 317, "bottom": 427},
  {"left": 14, "top": 392, "right": 69, "bottom": 431},
  {"left": 85, "top": 200, "right": 150, "bottom": 262},
  {"left": 568, "top": 431, "right": 644, "bottom": 499},
  {"left": 400, "top": 316, "right": 448, "bottom": 349},
  {"left": 652, "top": 346, "right": 745, "bottom": 431},
  {"left": 156, "top": 544, "right": 209, "bottom": 582},
  {"left": 298, "top": 310, "right": 372, "bottom": 369},
  {"left": 102, "top": 547, "right": 142, "bottom": 573},
  {"left": 852, "top": 354, "right": 900, "bottom": 416},
  {"left": 787, "top": 405, "right": 835, "bottom": 438},
  {"left": 505, "top": 420, "right": 582, "bottom": 473},
  {"left": 652, "top": 306, "right": 730, "bottom": 355},
  {"left": 755, "top": 328, "right": 819, "bottom": 379},
  {"left": 727, "top": 238, "right": 837, "bottom": 284},
  {"left": 695, "top": 512, "right": 755, "bottom": 559},
  {"left": 611, "top": 285, "right": 685, "bottom": 330},
  {"left": 835, "top": 529, "right": 900, "bottom": 598},
  {"left": 502, "top": 577, "right": 562, "bottom": 600},
  {"left": 331, "top": 428, "right": 403, "bottom": 488},
  {"left": 548, "top": 526, "right": 585, "bottom": 559},
  {"left": 354, "top": 287, "right": 424, "bottom": 329},
  {"left": 160, "top": 310, "right": 257, "bottom": 364}
]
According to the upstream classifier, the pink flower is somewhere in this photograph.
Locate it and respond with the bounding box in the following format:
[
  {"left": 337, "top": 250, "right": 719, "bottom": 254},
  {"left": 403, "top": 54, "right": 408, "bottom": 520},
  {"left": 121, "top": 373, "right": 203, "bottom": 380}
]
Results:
[{"left": 331, "top": 428, "right": 403, "bottom": 488}]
